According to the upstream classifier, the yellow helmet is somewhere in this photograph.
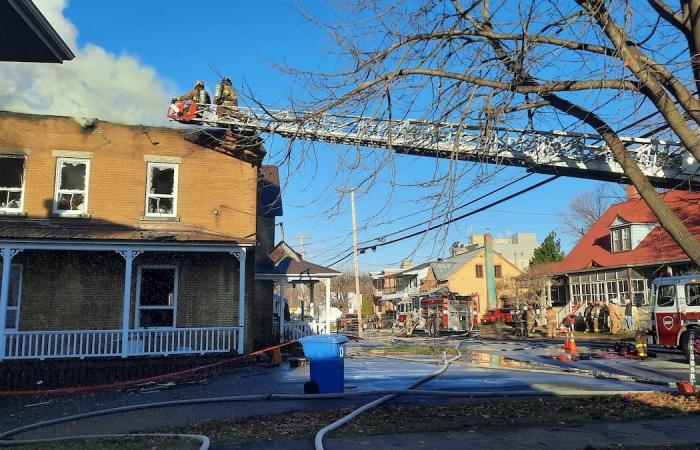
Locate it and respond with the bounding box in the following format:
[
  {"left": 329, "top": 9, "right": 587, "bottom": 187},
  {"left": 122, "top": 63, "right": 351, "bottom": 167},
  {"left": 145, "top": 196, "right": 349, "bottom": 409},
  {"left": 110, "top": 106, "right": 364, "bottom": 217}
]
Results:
[{"left": 195, "top": 80, "right": 205, "bottom": 88}]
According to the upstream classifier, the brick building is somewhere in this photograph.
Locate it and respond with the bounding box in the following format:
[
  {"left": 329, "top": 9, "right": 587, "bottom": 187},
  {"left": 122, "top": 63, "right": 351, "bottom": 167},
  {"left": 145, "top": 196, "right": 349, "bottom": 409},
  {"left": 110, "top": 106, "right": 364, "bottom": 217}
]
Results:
[{"left": 0, "top": 111, "right": 271, "bottom": 361}]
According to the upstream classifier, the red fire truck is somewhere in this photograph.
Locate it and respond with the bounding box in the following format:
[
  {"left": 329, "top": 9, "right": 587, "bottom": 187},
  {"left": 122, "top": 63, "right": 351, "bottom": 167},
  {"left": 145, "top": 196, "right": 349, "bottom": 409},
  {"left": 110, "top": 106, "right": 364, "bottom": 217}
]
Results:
[
  {"left": 651, "top": 274, "right": 700, "bottom": 360},
  {"left": 417, "top": 291, "right": 479, "bottom": 336}
]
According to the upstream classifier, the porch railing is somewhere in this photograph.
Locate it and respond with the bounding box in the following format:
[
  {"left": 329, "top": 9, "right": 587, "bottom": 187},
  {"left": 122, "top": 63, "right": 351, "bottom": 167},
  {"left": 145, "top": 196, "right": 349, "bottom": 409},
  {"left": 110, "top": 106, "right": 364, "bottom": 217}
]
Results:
[
  {"left": 282, "top": 321, "right": 313, "bottom": 341},
  {"left": 2, "top": 327, "right": 242, "bottom": 360}
]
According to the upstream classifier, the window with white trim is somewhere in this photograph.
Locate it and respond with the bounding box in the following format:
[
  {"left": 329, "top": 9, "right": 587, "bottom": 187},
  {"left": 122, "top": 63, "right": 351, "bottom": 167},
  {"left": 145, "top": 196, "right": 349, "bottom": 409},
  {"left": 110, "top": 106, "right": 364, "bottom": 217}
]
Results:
[
  {"left": 0, "top": 156, "right": 25, "bottom": 212},
  {"left": 136, "top": 266, "right": 177, "bottom": 328},
  {"left": 54, "top": 157, "right": 90, "bottom": 214},
  {"left": 1, "top": 264, "right": 22, "bottom": 329},
  {"left": 145, "top": 162, "right": 178, "bottom": 217},
  {"left": 610, "top": 226, "right": 631, "bottom": 252}
]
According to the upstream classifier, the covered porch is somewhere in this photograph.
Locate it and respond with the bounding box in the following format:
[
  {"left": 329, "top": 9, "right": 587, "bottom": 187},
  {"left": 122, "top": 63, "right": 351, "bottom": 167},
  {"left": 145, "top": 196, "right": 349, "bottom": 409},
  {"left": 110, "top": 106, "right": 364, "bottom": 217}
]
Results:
[
  {"left": 256, "top": 242, "right": 340, "bottom": 343},
  {"left": 0, "top": 238, "right": 252, "bottom": 361}
]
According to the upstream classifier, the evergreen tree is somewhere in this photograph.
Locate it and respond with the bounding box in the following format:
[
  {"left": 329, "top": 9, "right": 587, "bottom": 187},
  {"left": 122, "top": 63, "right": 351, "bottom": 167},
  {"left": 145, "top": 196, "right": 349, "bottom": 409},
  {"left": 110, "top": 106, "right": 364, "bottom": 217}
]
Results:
[{"left": 530, "top": 232, "right": 565, "bottom": 266}]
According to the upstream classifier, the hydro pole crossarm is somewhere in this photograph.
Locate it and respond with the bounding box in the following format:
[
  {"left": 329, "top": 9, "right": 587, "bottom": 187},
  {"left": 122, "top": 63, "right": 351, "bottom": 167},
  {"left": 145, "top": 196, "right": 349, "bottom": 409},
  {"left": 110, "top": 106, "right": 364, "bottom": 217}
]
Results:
[{"left": 169, "top": 105, "right": 700, "bottom": 190}]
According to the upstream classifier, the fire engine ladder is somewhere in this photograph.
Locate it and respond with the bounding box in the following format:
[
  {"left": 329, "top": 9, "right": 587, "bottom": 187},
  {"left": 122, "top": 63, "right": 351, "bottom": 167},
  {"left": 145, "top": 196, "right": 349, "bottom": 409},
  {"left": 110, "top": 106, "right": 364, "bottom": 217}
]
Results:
[{"left": 171, "top": 104, "right": 700, "bottom": 189}]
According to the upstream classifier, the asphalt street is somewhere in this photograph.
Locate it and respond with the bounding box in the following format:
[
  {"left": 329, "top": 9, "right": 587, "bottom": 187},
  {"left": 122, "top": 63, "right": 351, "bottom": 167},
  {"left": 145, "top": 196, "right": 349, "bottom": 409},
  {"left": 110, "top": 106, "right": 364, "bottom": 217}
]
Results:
[{"left": 0, "top": 334, "right": 687, "bottom": 444}]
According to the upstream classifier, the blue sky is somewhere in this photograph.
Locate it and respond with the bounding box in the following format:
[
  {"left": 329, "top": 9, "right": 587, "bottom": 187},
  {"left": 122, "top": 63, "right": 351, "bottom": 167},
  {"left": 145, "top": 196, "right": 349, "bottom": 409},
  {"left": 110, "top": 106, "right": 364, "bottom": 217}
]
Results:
[{"left": 15, "top": 1, "right": 621, "bottom": 271}]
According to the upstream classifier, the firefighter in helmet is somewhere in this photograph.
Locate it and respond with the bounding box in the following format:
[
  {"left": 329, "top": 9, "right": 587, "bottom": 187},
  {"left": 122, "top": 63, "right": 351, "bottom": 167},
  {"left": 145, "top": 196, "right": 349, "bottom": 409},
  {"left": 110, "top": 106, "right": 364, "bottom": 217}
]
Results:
[
  {"left": 214, "top": 77, "right": 243, "bottom": 122},
  {"left": 173, "top": 80, "right": 211, "bottom": 104},
  {"left": 215, "top": 77, "right": 238, "bottom": 107}
]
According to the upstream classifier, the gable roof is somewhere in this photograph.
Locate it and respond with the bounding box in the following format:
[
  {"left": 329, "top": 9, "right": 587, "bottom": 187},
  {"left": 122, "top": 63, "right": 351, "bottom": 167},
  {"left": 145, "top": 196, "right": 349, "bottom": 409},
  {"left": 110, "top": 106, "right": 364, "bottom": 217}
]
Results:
[
  {"left": 257, "top": 241, "right": 340, "bottom": 277},
  {"left": 554, "top": 190, "right": 700, "bottom": 273},
  {"left": 430, "top": 247, "right": 483, "bottom": 280}
]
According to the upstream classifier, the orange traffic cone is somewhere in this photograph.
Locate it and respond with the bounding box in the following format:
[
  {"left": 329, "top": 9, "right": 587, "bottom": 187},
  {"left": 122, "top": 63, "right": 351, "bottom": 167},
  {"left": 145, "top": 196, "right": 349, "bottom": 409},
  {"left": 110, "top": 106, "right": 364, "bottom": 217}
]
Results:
[
  {"left": 568, "top": 333, "right": 577, "bottom": 354},
  {"left": 563, "top": 332, "right": 571, "bottom": 350}
]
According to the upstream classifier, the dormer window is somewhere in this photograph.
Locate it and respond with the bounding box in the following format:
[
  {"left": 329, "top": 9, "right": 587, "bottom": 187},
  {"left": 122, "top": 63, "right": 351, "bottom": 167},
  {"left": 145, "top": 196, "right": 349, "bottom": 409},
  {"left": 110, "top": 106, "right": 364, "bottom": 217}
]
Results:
[{"left": 611, "top": 226, "right": 631, "bottom": 252}]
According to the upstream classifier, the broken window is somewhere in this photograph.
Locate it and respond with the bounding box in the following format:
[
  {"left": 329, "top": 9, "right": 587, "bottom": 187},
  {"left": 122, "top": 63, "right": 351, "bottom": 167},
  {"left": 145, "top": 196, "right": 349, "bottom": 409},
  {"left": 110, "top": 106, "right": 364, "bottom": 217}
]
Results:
[
  {"left": 146, "top": 163, "right": 178, "bottom": 217},
  {"left": 0, "top": 264, "right": 23, "bottom": 329},
  {"left": 137, "top": 267, "right": 177, "bottom": 328},
  {"left": 0, "top": 156, "right": 25, "bottom": 211},
  {"left": 54, "top": 158, "right": 89, "bottom": 214}
]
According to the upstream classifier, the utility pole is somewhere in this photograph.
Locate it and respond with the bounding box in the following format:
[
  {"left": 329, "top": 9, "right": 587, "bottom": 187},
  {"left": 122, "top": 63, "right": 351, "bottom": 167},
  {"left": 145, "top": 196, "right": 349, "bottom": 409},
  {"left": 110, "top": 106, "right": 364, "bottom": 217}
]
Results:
[{"left": 350, "top": 189, "right": 363, "bottom": 338}]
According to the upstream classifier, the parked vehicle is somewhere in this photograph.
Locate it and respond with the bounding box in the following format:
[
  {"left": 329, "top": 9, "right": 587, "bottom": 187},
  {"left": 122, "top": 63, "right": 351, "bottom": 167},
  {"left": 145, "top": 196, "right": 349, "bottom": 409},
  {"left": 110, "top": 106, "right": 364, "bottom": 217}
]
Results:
[
  {"left": 481, "top": 308, "right": 514, "bottom": 325},
  {"left": 336, "top": 313, "right": 369, "bottom": 332},
  {"left": 417, "top": 292, "right": 480, "bottom": 336},
  {"left": 650, "top": 273, "right": 700, "bottom": 361}
]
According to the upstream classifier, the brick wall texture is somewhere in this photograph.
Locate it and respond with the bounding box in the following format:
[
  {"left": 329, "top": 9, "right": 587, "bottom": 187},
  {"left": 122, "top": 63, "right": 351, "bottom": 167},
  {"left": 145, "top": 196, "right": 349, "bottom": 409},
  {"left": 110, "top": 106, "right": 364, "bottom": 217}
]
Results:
[{"left": 0, "top": 112, "right": 271, "bottom": 352}]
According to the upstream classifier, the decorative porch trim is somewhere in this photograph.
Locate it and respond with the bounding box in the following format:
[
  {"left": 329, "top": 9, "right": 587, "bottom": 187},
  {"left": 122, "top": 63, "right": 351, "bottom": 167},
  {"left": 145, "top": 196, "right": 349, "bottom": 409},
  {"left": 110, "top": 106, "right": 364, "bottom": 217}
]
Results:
[
  {"left": 0, "top": 241, "right": 251, "bottom": 360},
  {"left": 3, "top": 327, "right": 242, "bottom": 359}
]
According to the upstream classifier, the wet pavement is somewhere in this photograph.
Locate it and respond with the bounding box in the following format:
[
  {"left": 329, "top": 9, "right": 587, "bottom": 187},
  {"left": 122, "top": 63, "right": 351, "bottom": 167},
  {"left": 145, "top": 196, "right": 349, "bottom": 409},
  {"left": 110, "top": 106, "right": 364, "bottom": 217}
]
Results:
[{"left": 0, "top": 335, "right": 679, "bottom": 442}]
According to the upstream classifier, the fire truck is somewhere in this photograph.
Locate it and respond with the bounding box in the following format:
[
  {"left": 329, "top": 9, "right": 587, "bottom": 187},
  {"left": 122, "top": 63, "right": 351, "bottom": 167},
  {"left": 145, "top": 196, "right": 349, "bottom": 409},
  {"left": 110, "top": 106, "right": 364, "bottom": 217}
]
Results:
[
  {"left": 418, "top": 291, "right": 479, "bottom": 336},
  {"left": 393, "top": 291, "right": 479, "bottom": 336},
  {"left": 651, "top": 273, "right": 700, "bottom": 360}
]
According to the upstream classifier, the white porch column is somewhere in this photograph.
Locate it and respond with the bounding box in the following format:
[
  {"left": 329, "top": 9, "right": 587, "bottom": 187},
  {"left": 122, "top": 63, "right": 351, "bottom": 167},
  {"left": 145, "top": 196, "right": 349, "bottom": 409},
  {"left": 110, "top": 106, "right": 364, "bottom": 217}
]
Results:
[
  {"left": 0, "top": 247, "right": 19, "bottom": 361},
  {"left": 323, "top": 278, "right": 331, "bottom": 334},
  {"left": 119, "top": 250, "right": 138, "bottom": 358},
  {"left": 279, "top": 278, "right": 286, "bottom": 342},
  {"left": 238, "top": 248, "right": 247, "bottom": 353}
]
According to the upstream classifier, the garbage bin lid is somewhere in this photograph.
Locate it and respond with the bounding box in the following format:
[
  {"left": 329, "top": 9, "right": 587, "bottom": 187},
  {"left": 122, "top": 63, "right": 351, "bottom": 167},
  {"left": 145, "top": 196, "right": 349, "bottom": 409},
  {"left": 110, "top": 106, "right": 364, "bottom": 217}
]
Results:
[{"left": 300, "top": 334, "right": 348, "bottom": 345}]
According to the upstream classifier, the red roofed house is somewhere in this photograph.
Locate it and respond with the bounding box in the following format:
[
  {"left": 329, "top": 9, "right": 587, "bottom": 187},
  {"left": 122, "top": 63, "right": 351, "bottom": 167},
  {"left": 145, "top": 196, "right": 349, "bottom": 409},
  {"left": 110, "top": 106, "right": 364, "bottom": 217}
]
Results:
[{"left": 549, "top": 187, "right": 700, "bottom": 324}]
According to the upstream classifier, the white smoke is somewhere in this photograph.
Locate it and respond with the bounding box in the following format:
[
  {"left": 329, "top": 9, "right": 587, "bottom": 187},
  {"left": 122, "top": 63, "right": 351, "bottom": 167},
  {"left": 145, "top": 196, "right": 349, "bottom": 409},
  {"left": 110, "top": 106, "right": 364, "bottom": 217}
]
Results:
[{"left": 0, "top": 0, "right": 176, "bottom": 125}]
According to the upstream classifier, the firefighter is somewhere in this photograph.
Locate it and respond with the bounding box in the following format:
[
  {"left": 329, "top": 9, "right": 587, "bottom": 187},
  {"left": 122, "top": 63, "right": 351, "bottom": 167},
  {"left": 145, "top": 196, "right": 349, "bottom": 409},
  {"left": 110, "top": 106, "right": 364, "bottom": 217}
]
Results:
[
  {"left": 214, "top": 77, "right": 243, "bottom": 122},
  {"left": 635, "top": 329, "right": 648, "bottom": 360},
  {"left": 215, "top": 77, "right": 238, "bottom": 107},
  {"left": 584, "top": 302, "right": 594, "bottom": 333},
  {"left": 545, "top": 306, "right": 557, "bottom": 338},
  {"left": 608, "top": 298, "right": 622, "bottom": 334},
  {"left": 526, "top": 305, "right": 537, "bottom": 337},
  {"left": 173, "top": 80, "right": 211, "bottom": 104}
]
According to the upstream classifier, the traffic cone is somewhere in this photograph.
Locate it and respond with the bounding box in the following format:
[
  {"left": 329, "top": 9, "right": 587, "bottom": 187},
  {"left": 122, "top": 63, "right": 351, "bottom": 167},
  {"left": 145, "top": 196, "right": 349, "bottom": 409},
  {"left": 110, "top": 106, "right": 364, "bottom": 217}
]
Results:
[
  {"left": 568, "top": 334, "right": 577, "bottom": 354},
  {"left": 563, "top": 332, "right": 571, "bottom": 350}
]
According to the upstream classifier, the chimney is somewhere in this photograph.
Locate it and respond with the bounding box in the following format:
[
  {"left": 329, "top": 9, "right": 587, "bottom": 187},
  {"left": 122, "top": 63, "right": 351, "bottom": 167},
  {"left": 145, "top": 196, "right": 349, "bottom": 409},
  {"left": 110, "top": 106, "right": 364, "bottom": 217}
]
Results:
[
  {"left": 484, "top": 233, "right": 497, "bottom": 309},
  {"left": 625, "top": 184, "right": 640, "bottom": 201}
]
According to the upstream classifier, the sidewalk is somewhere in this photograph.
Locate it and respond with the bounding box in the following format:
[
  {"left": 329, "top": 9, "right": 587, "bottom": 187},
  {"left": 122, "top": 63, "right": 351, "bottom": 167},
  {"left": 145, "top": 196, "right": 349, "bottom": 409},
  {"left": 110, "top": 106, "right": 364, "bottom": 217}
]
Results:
[{"left": 218, "top": 415, "right": 700, "bottom": 449}]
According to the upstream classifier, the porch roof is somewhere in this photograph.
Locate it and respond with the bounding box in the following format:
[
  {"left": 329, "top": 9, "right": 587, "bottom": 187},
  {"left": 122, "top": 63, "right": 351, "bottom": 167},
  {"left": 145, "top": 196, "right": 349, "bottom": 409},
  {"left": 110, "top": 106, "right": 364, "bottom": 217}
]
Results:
[{"left": 0, "top": 219, "right": 255, "bottom": 245}]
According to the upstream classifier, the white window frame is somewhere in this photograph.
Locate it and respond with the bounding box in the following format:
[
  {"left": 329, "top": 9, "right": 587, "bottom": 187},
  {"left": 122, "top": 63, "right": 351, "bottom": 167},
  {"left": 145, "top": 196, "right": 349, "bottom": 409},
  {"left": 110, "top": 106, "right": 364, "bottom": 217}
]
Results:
[
  {"left": 145, "top": 162, "right": 179, "bottom": 218},
  {"left": 3, "top": 264, "right": 23, "bottom": 330},
  {"left": 0, "top": 155, "right": 26, "bottom": 213},
  {"left": 135, "top": 265, "right": 178, "bottom": 329},
  {"left": 53, "top": 157, "right": 90, "bottom": 216}
]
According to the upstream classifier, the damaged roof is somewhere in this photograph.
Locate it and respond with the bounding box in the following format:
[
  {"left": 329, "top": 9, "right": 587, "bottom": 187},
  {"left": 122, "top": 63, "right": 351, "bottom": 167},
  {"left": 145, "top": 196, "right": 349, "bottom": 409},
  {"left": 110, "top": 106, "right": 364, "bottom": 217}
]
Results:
[{"left": 0, "top": 218, "right": 255, "bottom": 245}]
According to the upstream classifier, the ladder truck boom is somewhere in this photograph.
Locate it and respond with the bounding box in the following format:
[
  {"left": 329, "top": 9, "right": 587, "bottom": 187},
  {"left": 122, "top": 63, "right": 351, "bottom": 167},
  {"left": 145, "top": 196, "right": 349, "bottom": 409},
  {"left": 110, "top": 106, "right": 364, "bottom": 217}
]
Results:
[{"left": 167, "top": 102, "right": 700, "bottom": 189}]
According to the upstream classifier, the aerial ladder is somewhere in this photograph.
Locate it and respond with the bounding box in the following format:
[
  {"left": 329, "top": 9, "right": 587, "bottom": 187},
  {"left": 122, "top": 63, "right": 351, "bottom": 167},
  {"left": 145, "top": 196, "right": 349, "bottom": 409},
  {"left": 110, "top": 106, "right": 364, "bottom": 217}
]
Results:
[{"left": 167, "top": 101, "right": 700, "bottom": 190}]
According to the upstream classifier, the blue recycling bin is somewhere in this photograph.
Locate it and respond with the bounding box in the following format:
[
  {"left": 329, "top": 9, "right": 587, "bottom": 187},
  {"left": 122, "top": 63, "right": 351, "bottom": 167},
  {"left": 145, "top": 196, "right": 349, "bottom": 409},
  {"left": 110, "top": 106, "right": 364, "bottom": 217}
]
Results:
[{"left": 299, "top": 334, "right": 348, "bottom": 394}]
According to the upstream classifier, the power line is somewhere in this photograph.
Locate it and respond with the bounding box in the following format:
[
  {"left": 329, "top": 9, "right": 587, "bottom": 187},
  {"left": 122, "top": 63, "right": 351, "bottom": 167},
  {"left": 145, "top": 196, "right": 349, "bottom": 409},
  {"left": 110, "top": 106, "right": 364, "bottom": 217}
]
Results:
[
  {"left": 319, "top": 172, "right": 536, "bottom": 266},
  {"left": 325, "top": 175, "right": 559, "bottom": 266}
]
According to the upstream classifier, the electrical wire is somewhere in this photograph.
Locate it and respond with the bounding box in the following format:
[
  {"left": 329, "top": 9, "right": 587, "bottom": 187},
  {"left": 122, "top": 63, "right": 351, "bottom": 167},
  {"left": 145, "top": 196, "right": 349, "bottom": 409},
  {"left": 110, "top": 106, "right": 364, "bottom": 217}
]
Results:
[{"left": 325, "top": 175, "right": 559, "bottom": 266}]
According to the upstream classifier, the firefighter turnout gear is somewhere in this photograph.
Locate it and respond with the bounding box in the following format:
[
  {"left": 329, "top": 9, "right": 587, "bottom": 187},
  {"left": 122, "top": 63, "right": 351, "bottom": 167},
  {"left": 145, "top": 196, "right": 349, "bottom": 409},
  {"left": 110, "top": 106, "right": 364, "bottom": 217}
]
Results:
[
  {"left": 635, "top": 330, "right": 648, "bottom": 360},
  {"left": 608, "top": 299, "right": 622, "bottom": 334},
  {"left": 175, "top": 80, "right": 211, "bottom": 104},
  {"left": 545, "top": 307, "right": 557, "bottom": 338}
]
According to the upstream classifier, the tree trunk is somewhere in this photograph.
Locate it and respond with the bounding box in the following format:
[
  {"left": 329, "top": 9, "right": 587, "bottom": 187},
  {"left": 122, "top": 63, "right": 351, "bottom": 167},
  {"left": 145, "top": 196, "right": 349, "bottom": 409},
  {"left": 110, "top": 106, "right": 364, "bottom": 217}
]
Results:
[{"left": 544, "top": 94, "right": 700, "bottom": 267}]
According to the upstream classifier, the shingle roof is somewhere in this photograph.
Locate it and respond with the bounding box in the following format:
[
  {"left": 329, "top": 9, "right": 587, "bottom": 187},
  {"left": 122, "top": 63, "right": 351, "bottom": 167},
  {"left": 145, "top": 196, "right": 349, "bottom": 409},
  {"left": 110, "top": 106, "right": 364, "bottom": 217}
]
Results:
[
  {"left": 430, "top": 247, "right": 483, "bottom": 280},
  {"left": 0, "top": 218, "right": 255, "bottom": 244},
  {"left": 553, "top": 190, "right": 700, "bottom": 273}
]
